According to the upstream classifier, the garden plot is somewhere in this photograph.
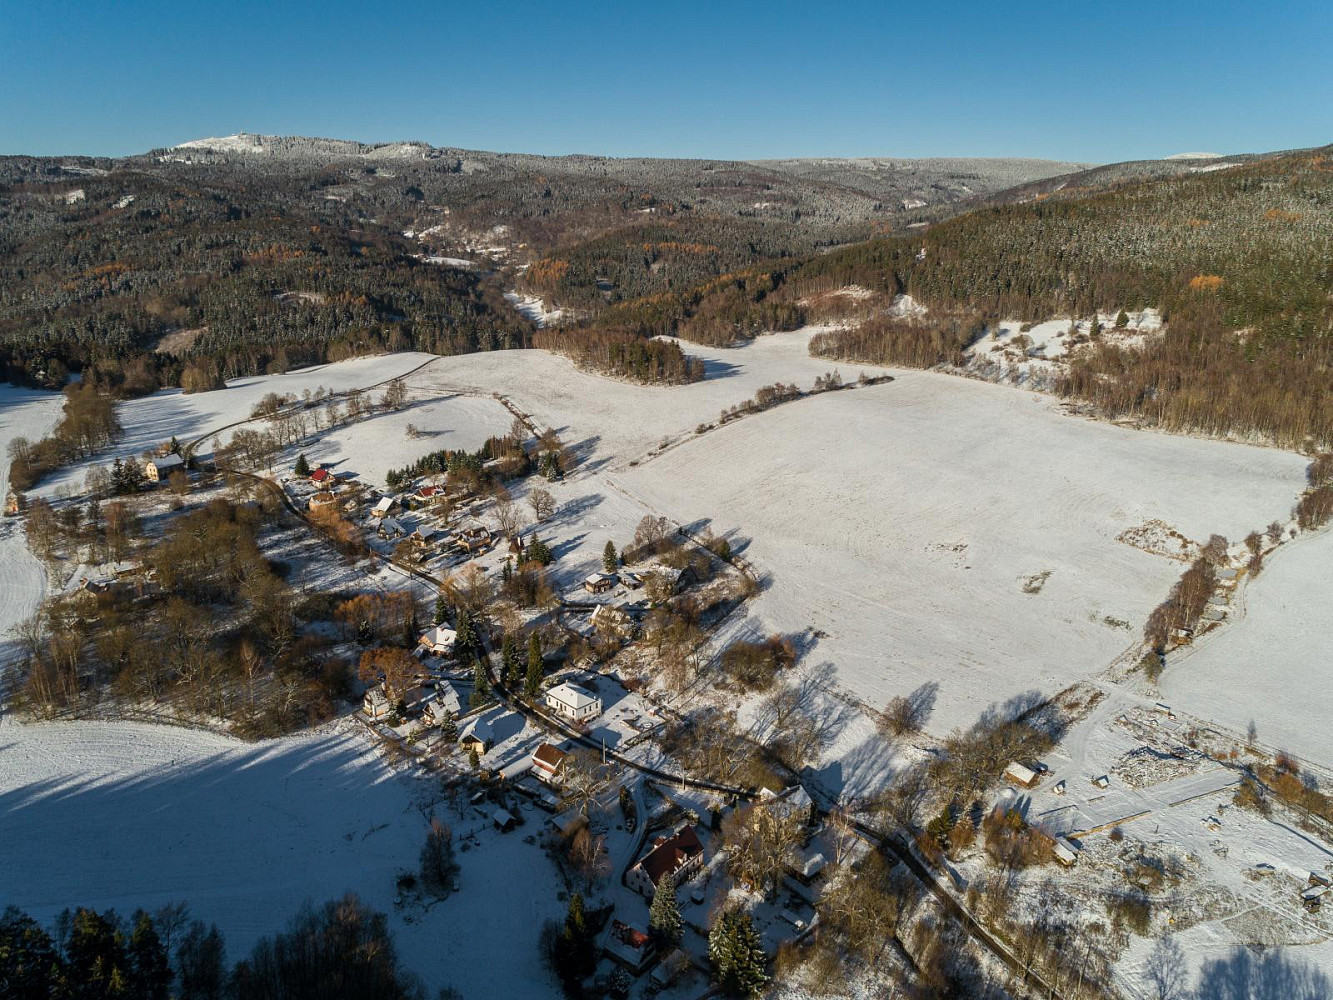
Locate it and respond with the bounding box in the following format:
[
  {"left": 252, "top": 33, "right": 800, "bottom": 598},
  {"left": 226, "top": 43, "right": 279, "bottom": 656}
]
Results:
[
  {"left": 0, "top": 714, "right": 566, "bottom": 998},
  {"left": 614, "top": 371, "right": 1304, "bottom": 756},
  {"left": 1161, "top": 527, "right": 1333, "bottom": 768}
]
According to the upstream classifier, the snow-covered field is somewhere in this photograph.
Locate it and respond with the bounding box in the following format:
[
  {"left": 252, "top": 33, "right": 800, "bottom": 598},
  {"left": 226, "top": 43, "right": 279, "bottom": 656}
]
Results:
[
  {"left": 0, "top": 715, "right": 565, "bottom": 996},
  {"left": 1162, "top": 528, "right": 1333, "bottom": 766},
  {"left": 34, "top": 353, "right": 437, "bottom": 499},
  {"left": 0, "top": 385, "right": 65, "bottom": 655},
  {"left": 616, "top": 369, "right": 1302, "bottom": 768}
]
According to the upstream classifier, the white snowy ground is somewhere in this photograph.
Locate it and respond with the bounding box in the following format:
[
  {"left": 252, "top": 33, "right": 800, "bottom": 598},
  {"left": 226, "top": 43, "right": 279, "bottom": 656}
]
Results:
[
  {"left": 391, "top": 332, "right": 1304, "bottom": 797},
  {"left": 33, "top": 353, "right": 438, "bottom": 499},
  {"left": 0, "top": 385, "right": 65, "bottom": 655},
  {"left": 0, "top": 715, "right": 565, "bottom": 997},
  {"left": 618, "top": 375, "right": 1301, "bottom": 794},
  {"left": 1162, "top": 527, "right": 1333, "bottom": 766}
]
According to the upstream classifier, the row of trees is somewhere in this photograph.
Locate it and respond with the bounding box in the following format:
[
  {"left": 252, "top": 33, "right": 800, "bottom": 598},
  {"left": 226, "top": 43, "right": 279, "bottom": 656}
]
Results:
[
  {"left": 7, "top": 381, "right": 122, "bottom": 490},
  {"left": 0, "top": 895, "right": 457, "bottom": 1000}
]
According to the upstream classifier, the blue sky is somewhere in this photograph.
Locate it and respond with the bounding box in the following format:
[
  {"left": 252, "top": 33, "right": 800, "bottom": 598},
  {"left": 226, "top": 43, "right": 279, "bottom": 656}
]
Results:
[{"left": 2, "top": 0, "right": 1329, "bottom": 162}]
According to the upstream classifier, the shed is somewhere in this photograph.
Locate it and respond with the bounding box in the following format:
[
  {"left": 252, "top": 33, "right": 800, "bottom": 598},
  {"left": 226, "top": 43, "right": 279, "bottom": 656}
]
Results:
[
  {"left": 1004, "top": 762, "right": 1039, "bottom": 789},
  {"left": 492, "top": 808, "right": 516, "bottom": 832},
  {"left": 1053, "top": 837, "right": 1079, "bottom": 867}
]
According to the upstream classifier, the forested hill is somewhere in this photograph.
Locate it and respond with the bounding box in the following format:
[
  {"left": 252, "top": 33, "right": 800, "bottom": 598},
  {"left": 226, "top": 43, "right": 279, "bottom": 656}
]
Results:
[
  {"left": 565, "top": 145, "right": 1333, "bottom": 447},
  {"left": 0, "top": 137, "right": 1080, "bottom": 392}
]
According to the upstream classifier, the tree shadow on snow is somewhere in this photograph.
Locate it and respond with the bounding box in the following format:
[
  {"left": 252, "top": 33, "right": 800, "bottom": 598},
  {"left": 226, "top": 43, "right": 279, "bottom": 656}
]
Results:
[{"left": 1195, "top": 947, "right": 1331, "bottom": 1000}]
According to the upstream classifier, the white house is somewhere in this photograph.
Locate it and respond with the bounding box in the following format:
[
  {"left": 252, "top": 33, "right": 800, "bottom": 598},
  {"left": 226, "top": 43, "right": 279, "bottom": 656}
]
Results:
[
  {"left": 418, "top": 626, "right": 458, "bottom": 657},
  {"left": 544, "top": 682, "right": 602, "bottom": 724},
  {"left": 363, "top": 686, "right": 391, "bottom": 721},
  {"left": 145, "top": 453, "right": 185, "bottom": 482},
  {"left": 583, "top": 572, "right": 617, "bottom": 594}
]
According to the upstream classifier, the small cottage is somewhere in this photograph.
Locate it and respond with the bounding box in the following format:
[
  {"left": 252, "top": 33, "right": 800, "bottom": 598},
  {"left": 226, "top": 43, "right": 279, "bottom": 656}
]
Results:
[
  {"left": 583, "top": 572, "right": 618, "bottom": 594},
  {"left": 370, "top": 495, "right": 397, "bottom": 519}
]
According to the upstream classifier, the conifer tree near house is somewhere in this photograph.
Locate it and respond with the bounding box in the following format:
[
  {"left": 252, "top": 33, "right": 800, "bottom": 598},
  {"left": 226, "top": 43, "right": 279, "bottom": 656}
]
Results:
[
  {"left": 708, "top": 909, "right": 768, "bottom": 998},
  {"left": 455, "top": 608, "right": 476, "bottom": 655},
  {"left": 525, "top": 633, "right": 543, "bottom": 698},
  {"left": 294, "top": 452, "right": 310, "bottom": 477},
  {"left": 440, "top": 712, "right": 457, "bottom": 742},
  {"left": 470, "top": 657, "right": 489, "bottom": 708},
  {"left": 649, "top": 874, "right": 683, "bottom": 949},
  {"left": 433, "top": 594, "right": 449, "bottom": 626},
  {"left": 602, "top": 540, "right": 618, "bottom": 573},
  {"left": 502, "top": 633, "right": 520, "bottom": 687}
]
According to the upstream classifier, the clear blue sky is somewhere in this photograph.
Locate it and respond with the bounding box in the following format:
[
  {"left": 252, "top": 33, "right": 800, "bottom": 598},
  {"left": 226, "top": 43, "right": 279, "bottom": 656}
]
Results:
[{"left": 2, "top": 0, "right": 1329, "bottom": 162}]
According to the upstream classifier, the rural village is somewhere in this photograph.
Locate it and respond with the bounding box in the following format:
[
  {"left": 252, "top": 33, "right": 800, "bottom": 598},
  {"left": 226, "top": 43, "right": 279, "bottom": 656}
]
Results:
[{"left": 4, "top": 320, "right": 1333, "bottom": 1000}]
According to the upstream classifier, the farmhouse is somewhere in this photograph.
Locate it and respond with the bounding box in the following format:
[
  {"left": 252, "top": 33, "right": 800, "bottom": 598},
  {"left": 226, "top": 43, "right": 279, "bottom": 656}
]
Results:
[
  {"left": 1004, "top": 762, "right": 1039, "bottom": 789},
  {"left": 532, "top": 743, "right": 569, "bottom": 785},
  {"left": 309, "top": 467, "right": 332, "bottom": 485},
  {"left": 626, "top": 825, "right": 704, "bottom": 898},
  {"left": 418, "top": 625, "right": 458, "bottom": 657},
  {"left": 370, "top": 495, "right": 397, "bottom": 518},
  {"left": 583, "top": 572, "right": 617, "bottom": 594},
  {"left": 544, "top": 682, "right": 602, "bottom": 724},
  {"left": 144, "top": 453, "right": 185, "bottom": 482}
]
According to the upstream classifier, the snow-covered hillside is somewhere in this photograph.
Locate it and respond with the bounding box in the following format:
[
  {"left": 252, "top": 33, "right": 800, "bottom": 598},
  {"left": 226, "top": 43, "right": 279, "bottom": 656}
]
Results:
[{"left": 0, "top": 715, "right": 565, "bottom": 996}]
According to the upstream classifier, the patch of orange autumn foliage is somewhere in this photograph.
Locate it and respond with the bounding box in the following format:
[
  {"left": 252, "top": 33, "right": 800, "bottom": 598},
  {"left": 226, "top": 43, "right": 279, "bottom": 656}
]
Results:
[
  {"left": 642, "top": 241, "right": 719, "bottom": 255},
  {"left": 527, "top": 258, "right": 570, "bottom": 285},
  {"left": 1188, "top": 274, "right": 1225, "bottom": 292},
  {"left": 243, "top": 245, "right": 306, "bottom": 263},
  {"left": 1264, "top": 209, "right": 1302, "bottom": 223}
]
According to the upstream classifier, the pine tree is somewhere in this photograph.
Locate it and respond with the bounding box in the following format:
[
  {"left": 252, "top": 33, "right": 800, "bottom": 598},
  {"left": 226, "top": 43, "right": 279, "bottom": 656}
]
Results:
[
  {"left": 168, "top": 435, "right": 181, "bottom": 457},
  {"left": 709, "top": 909, "right": 768, "bottom": 998},
  {"left": 440, "top": 713, "right": 457, "bottom": 742},
  {"left": 127, "top": 911, "right": 171, "bottom": 1000},
  {"left": 602, "top": 540, "right": 618, "bottom": 573},
  {"left": 552, "top": 893, "right": 596, "bottom": 989},
  {"left": 525, "top": 633, "right": 543, "bottom": 698},
  {"left": 433, "top": 594, "right": 449, "bottom": 626},
  {"left": 404, "top": 609, "right": 419, "bottom": 647},
  {"left": 649, "top": 874, "right": 682, "bottom": 948},
  {"left": 455, "top": 608, "right": 475, "bottom": 655},
  {"left": 470, "top": 657, "right": 490, "bottom": 708},
  {"left": 468, "top": 747, "right": 480, "bottom": 769},
  {"left": 502, "top": 633, "right": 520, "bottom": 687}
]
